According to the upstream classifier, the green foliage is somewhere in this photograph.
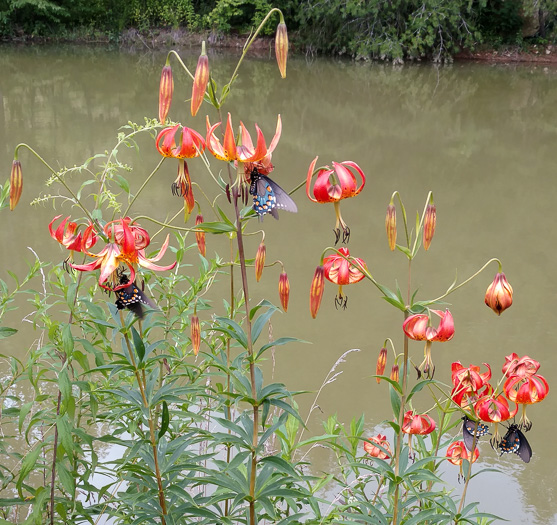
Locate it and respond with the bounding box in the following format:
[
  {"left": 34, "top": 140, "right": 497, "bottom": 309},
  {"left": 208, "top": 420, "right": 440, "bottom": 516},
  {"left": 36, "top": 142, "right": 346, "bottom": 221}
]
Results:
[{"left": 206, "top": 0, "right": 274, "bottom": 34}]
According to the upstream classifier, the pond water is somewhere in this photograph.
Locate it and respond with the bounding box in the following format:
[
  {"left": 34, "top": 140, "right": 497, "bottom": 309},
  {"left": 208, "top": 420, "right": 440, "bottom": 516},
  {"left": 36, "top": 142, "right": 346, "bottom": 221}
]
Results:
[{"left": 1, "top": 44, "right": 557, "bottom": 524}]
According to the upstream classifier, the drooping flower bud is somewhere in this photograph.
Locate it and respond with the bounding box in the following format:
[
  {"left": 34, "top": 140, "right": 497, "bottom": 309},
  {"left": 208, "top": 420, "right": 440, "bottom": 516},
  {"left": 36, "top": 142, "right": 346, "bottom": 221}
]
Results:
[
  {"left": 423, "top": 202, "right": 436, "bottom": 251},
  {"left": 191, "top": 314, "right": 201, "bottom": 356},
  {"left": 159, "top": 62, "right": 173, "bottom": 124},
  {"left": 275, "top": 20, "right": 288, "bottom": 79},
  {"left": 278, "top": 271, "right": 290, "bottom": 312},
  {"left": 390, "top": 364, "right": 399, "bottom": 383},
  {"left": 485, "top": 272, "right": 513, "bottom": 316},
  {"left": 255, "top": 242, "right": 266, "bottom": 282},
  {"left": 385, "top": 203, "right": 396, "bottom": 251},
  {"left": 376, "top": 347, "right": 387, "bottom": 383},
  {"left": 191, "top": 42, "right": 209, "bottom": 117},
  {"left": 195, "top": 214, "right": 206, "bottom": 257},
  {"left": 310, "top": 265, "right": 325, "bottom": 319},
  {"left": 9, "top": 160, "right": 22, "bottom": 211}
]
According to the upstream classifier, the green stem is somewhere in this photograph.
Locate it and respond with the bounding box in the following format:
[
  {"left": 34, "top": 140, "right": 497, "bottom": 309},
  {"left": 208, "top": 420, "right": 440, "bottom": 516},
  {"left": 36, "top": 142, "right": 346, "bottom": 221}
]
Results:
[
  {"left": 123, "top": 158, "right": 165, "bottom": 217},
  {"left": 15, "top": 143, "right": 96, "bottom": 227}
]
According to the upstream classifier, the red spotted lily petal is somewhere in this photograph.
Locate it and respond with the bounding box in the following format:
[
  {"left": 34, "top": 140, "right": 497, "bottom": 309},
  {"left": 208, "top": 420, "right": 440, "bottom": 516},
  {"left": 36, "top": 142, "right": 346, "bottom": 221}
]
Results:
[
  {"left": 504, "top": 374, "right": 549, "bottom": 405},
  {"left": 323, "top": 247, "right": 366, "bottom": 286},
  {"left": 364, "top": 434, "right": 392, "bottom": 459},
  {"left": 475, "top": 393, "right": 517, "bottom": 423},
  {"left": 401, "top": 411, "right": 436, "bottom": 435},
  {"left": 156, "top": 125, "right": 180, "bottom": 157},
  {"left": 175, "top": 127, "right": 205, "bottom": 158},
  {"left": 503, "top": 353, "right": 540, "bottom": 378}
]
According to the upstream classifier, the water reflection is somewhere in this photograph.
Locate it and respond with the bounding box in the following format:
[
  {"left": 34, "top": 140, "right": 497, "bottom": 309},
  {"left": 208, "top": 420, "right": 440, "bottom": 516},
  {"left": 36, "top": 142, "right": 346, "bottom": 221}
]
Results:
[{"left": 1, "top": 45, "right": 557, "bottom": 524}]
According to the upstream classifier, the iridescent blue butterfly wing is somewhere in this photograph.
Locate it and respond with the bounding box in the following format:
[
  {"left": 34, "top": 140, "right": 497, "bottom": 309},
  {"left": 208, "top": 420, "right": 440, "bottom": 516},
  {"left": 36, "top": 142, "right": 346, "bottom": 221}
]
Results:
[{"left": 250, "top": 170, "right": 297, "bottom": 220}]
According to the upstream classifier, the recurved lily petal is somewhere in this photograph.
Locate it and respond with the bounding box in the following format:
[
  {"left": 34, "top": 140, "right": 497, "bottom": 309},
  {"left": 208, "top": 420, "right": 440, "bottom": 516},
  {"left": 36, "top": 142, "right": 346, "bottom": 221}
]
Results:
[
  {"left": 402, "top": 411, "right": 436, "bottom": 435},
  {"left": 323, "top": 247, "right": 366, "bottom": 285},
  {"left": 475, "top": 393, "right": 517, "bottom": 423},
  {"left": 504, "top": 374, "right": 549, "bottom": 405},
  {"left": 502, "top": 353, "right": 540, "bottom": 378}
]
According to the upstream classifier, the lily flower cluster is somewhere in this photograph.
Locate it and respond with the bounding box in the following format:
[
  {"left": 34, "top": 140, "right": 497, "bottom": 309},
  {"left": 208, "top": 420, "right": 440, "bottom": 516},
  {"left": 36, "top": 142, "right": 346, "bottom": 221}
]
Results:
[
  {"left": 49, "top": 216, "right": 176, "bottom": 291},
  {"left": 451, "top": 354, "right": 548, "bottom": 447}
]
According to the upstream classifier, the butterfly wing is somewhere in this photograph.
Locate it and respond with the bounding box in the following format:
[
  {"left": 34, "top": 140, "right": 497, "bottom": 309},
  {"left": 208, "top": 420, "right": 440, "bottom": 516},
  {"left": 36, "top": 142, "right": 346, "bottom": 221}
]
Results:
[
  {"left": 115, "top": 279, "right": 157, "bottom": 319},
  {"left": 251, "top": 172, "right": 297, "bottom": 220},
  {"left": 499, "top": 424, "right": 532, "bottom": 463},
  {"left": 516, "top": 428, "right": 532, "bottom": 463},
  {"left": 462, "top": 416, "right": 490, "bottom": 451}
]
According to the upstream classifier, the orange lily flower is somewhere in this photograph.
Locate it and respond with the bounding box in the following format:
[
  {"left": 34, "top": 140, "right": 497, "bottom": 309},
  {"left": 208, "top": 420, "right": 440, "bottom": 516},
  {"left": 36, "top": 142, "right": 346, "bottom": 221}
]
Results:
[
  {"left": 306, "top": 156, "right": 366, "bottom": 244},
  {"left": 364, "top": 434, "right": 392, "bottom": 460},
  {"left": 322, "top": 247, "right": 366, "bottom": 308},
  {"left": 156, "top": 125, "right": 205, "bottom": 218},
  {"left": 71, "top": 218, "right": 176, "bottom": 290},
  {"left": 206, "top": 113, "right": 282, "bottom": 163}
]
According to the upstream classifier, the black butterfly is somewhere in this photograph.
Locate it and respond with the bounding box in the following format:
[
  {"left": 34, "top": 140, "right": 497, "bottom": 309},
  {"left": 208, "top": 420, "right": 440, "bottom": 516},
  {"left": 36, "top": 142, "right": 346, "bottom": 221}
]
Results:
[
  {"left": 498, "top": 423, "right": 532, "bottom": 463},
  {"left": 249, "top": 168, "right": 297, "bottom": 220},
  {"left": 114, "top": 274, "right": 157, "bottom": 319},
  {"left": 462, "top": 416, "right": 490, "bottom": 451}
]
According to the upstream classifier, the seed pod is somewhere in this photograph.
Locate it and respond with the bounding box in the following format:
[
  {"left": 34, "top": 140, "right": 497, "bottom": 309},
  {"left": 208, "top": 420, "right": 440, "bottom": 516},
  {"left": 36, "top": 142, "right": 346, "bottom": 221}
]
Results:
[
  {"left": 275, "top": 21, "right": 288, "bottom": 79},
  {"left": 385, "top": 203, "right": 396, "bottom": 251},
  {"left": 376, "top": 347, "right": 387, "bottom": 383},
  {"left": 255, "top": 242, "right": 266, "bottom": 282},
  {"left": 278, "top": 271, "right": 290, "bottom": 312},
  {"left": 9, "top": 160, "right": 22, "bottom": 211},
  {"left": 423, "top": 203, "right": 436, "bottom": 251},
  {"left": 310, "top": 266, "right": 325, "bottom": 319},
  {"left": 191, "top": 314, "right": 201, "bottom": 356},
  {"left": 159, "top": 63, "right": 173, "bottom": 124},
  {"left": 195, "top": 214, "right": 206, "bottom": 257},
  {"left": 191, "top": 42, "right": 209, "bottom": 117}
]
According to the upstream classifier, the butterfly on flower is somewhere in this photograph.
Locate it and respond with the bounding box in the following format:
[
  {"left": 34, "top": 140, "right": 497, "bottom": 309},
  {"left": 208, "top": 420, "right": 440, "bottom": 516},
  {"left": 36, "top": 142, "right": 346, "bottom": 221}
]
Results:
[
  {"left": 249, "top": 167, "right": 297, "bottom": 220},
  {"left": 114, "top": 274, "right": 157, "bottom": 319},
  {"left": 462, "top": 416, "right": 490, "bottom": 451},
  {"left": 497, "top": 423, "right": 532, "bottom": 463}
]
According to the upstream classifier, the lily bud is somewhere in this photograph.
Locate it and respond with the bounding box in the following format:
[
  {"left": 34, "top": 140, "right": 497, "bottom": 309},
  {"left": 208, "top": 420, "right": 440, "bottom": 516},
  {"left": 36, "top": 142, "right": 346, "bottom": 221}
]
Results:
[
  {"left": 385, "top": 203, "right": 396, "bottom": 251},
  {"left": 423, "top": 202, "right": 436, "bottom": 251},
  {"left": 485, "top": 272, "right": 513, "bottom": 315},
  {"left": 390, "top": 364, "right": 399, "bottom": 383},
  {"left": 9, "top": 160, "right": 22, "bottom": 211},
  {"left": 255, "top": 242, "right": 266, "bottom": 282},
  {"left": 310, "top": 265, "right": 325, "bottom": 319},
  {"left": 195, "top": 214, "right": 206, "bottom": 257},
  {"left": 278, "top": 271, "right": 290, "bottom": 312},
  {"left": 376, "top": 347, "right": 387, "bottom": 383},
  {"left": 191, "top": 42, "right": 209, "bottom": 117},
  {"left": 275, "top": 21, "right": 288, "bottom": 79},
  {"left": 191, "top": 314, "right": 201, "bottom": 356},
  {"left": 159, "top": 63, "right": 173, "bottom": 124}
]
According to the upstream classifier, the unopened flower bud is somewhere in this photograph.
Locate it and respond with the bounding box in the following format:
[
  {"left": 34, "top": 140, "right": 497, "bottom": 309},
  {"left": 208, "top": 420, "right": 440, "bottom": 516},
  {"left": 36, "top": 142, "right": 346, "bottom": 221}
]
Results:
[
  {"left": 485, "top": 272, "right": 513, "bottom": 315},
  {"left": 191, "top": 42, "right": 209, "bottom": 117},
  {"left": 390, "top": 364, "right": 399, "bottom": 383},
  {"left": 255, "top": 242, "right": 266, "bottom": 282},
  {"left": 423, "top": 203, "right": 436, "bottom": 251},
  {"left": 191, "top": 314, "right": 201, "bottom": 356},
  {"left": 385, "top": 203, "right": 396, "bottom": 251},
  {"left": 310, "top": 265, "right": 325, "bottom": 319},
  {"left": 376, "top": 347, "right": 387, "bottom": 383},
  {"left": 159, "top": 63, "right": 173, "bottom": 124},
  {"left": 275, "top": 21, "right": 288, "bottom": 79},
  {"left": 9, "top": 159, "right": 22, "bottom": 211},
  {"left": 278, "top": 271, "right": 290, "bottom": 312},
  {"left": 195, "top": 214, "right": 206, "bottom": 257}
]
